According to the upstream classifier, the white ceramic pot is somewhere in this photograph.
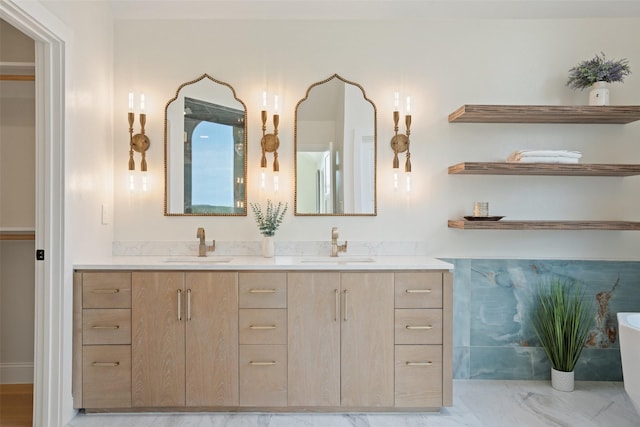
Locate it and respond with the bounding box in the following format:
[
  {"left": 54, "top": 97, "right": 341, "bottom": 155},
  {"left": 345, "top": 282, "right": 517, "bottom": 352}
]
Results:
[
  {"left": 262, "top": 236, "right": 275, "bottom": 258},
  {"left": 551, "top": 368, "right": 575, "bottom": 392},
  {"left": 589, "top": 81, "right": 609, "bottom": 106}
]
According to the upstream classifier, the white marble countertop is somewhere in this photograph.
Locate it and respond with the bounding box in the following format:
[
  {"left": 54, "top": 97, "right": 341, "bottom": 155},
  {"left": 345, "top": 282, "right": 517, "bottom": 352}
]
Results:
[{"left": 74, "top": 255, "right": 453, "bottom": 271}]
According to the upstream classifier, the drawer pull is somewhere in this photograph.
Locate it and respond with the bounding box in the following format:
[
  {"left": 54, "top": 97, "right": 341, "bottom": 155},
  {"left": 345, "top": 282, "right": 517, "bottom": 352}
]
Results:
[
  {"left": 406, "top": 361, "right": 433, "bottom": 366},
  {"left": 405, "top": 289, "right": 432, "bottom": 294},
  {"left": 177, "top": 289, "right": 182, "bottom": 321},
  {"left": 249, "top": 325, "right": 276, "bottom": 330},
  {"left": 406, "top": 325, "right": 433, "bottom": 330},
  {"left": 335, "top": 289, "right": 339, "bottom": 322},
  {"left": 187, "top": 289, "right": 192, "bottom": 321},
  {"left": 92, "top": 362, "right": 120, "bottom": 367},
  {"left": 91, "top": 325, "right": 120, "bottom": 330},
  {"left": 249, "top": 289, "right": 276, "bottom": 294},
  {"left": 249, "top": 361, "right": 276, "bottom": 366},
  {"left": 92, "top": 289, "right": 120, "bottom": 294}
]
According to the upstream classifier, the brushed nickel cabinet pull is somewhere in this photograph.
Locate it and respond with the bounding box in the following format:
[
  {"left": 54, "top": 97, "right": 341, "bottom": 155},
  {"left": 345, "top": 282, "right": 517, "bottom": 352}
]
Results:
[
  {"left": 187, "top": 289, "right": 192, "bottom": 321},
  {"left": 406, "top": 325, "right": 433, "bottom": 330},
  {"left": 335, "top": 289, "right": 339, "bottom": 322},
  {"left": 92, "top": 289, "right": 120, "bottom": 294},
  {"left": 406, "top": 361, "right": 433, "bottom": 366},
  {"left": 92, "top": 362, "right": 120, "bottom": 367},
  {"left": 405, "top": 289, "right": 432, "bottom": 294},
  {"left": 177, "top": 289, "right": 182, "bottom": 321},
  {"left": 91, "top": 325, "right": 120, "bottom": 330},
  {"left": 343, "top": 289, "right": 349, "bottom": 322},
  {"left": 249, "top": 361, "right": 276, "bottom": 366},
  {"left": 249, "top": 325, "right": 276, "bottom": 330},
  {"left": 249, "top": 289, "right": 276, "bottom": 294}
]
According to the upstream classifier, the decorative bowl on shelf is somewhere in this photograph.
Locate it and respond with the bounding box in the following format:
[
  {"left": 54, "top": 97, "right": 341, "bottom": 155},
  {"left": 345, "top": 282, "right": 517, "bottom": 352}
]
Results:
[{"left": 463, "top": 216, "right": 505, "bottom": 221}]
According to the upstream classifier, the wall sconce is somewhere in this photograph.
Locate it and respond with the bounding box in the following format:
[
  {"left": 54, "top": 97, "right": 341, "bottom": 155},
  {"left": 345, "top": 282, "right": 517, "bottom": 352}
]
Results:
[
  {"left": 391, "top": 93, "right": 412, "bottom": 192},
  {"left": 128, "top": 92, "right": 150, "bottom": 191},
  {"left": 260, "top": 92, "right": 280, "bottom": 192}
]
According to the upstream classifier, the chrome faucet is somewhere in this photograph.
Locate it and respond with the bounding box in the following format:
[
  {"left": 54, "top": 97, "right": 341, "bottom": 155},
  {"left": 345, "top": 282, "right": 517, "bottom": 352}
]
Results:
[
  {"left": 330, "top": 227, "right": 348, "bottom": 257},
  {"left": 196, "top": 227, "right": 215, "bottom": 257}
]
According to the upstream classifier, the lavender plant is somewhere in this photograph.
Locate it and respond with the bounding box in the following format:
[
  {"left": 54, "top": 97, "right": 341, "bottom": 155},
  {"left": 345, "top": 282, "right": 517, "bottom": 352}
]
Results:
[
  {"left": 250, "top": 200, "right": 288, "bottom": 236},
  {"left": 566, "top": 52, "right": 631, "bottom": 90}
]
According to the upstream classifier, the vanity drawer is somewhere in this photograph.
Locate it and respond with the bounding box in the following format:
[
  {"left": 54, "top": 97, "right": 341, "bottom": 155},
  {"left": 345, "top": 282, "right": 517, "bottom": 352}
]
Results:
[
  {"left": 394, "top": 272, "right": 442, "bottom": 309},
  {"left": 239, "top": 272, "right": 287, "bottom": 309},
  {"left": 239, "top": 344, "right": 287, "bottom": 406},
  {"left": 83, "top": 309, "right": 131, "bottom": 345},
  {"left": 395, "top": 345, "right": 442, "bottom": 408},
  {"left": 395, "top": 309, "right": 442, "bottom": 344},
  {"left": 239, "top": 309, "right": 287, "bottom": 345},
  {"left": 83, "top": 272, "right": 131, "bottom": 309},
  {"left": 82, "top": 345, "right": 131, "bottom": 408}
]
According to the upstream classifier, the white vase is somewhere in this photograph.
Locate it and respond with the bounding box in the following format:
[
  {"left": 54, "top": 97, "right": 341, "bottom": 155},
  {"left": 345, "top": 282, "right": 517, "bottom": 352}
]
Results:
[
  {"left": 551, "top": 368, "right": 575, "bottom": 392},
  {"left": 262, "top": 236, "right": 275, "bottom": 258},
  {"left": 588, "top": 81, "right": 609, "bottom": 106}
]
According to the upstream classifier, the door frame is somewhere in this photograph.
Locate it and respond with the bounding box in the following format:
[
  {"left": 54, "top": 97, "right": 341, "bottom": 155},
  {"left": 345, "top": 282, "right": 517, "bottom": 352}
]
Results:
[{"left": 0, "top": 1, "right": 66, "bottom": 426}]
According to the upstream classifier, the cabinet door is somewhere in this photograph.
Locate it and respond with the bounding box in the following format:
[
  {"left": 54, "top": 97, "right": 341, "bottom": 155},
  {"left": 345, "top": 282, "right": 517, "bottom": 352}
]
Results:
[
  {"left": 288, "top": 272, "right": 340, "bottom": 406},
  {"left": 185, "top": 272, "right": 239, "bottom": 406},
  {"left": 341, "top": 272, "right": 394, "bottom": 407},
  {"left": 132, "top": 272, "right": 185, "bottom": 407}
]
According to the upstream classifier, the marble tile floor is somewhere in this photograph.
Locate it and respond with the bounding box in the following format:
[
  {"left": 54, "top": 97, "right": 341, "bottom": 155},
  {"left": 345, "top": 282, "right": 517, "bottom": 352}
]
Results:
[{"left": 68, "top": 380, "right": 640, "bottom": 427}]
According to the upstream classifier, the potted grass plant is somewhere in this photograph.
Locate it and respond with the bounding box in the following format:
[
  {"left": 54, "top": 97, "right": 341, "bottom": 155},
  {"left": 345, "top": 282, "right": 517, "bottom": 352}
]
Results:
[
  {"left": 566, "top": 52, "right": 631, "bottom": 105},
  {"left": 530, "top": 279, "right": 594, "bottom": 391}
]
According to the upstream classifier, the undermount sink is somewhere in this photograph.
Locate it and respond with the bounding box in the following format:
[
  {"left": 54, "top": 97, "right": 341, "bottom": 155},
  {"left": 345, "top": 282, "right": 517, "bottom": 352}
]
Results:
[
  {"left": 298, "top": 256, "right": 375, "bottom": 264},
  {"left": 162, "top": 256, "right": 233, "bottom": 264}
]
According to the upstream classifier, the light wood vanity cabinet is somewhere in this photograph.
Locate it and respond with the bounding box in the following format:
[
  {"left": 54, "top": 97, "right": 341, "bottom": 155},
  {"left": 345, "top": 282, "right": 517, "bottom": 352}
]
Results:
[
  {"left": 238, "top": 272, "right": 287, "bottom": 407},
  {"left": 288, "top": 271, "right": 451, "bottom": 410},
  {"left": 131, "top": 271, "right": 239, "bottom": 407},
  {"left": 74, "top": 267, "right": 452, "bottom": 412},
  {"left": 73, "top": 272, "right": 132, "bottom": 409},
  {"left": 394, "top": 272, "right": 453, "bottom": 408},
  {"left": 288, "top": 271, "right": 397, "bottom": 408}
]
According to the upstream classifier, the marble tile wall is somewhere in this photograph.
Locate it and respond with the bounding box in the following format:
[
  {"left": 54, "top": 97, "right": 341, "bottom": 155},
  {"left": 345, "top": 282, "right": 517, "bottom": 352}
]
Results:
[{"left": 449, "top": 259, "right": 640, "bottom": 381}]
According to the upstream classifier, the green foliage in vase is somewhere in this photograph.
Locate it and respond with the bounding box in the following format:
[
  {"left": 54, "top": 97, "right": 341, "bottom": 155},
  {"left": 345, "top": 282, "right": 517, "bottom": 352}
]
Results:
[
  {"left": 529, "top": 279, "right": 595, "bottom": 372},
  {"left": 250, "top": 200, "right": 288, "bottom": 237},
  {"left": 566, "top": 52, "right": 631, "bottom": 90}
]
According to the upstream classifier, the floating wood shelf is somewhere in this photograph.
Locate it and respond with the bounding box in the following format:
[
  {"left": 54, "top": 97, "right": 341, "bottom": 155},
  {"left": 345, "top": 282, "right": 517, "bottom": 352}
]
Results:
[
  {"left": 448, "top": 105, "right": 640, "bottom": 124},
  {"left": 448, "top": 220, "right": 640, "bottom": 231},
  {"left": 448, "top": 162, "right": 640, "bottom": 176}
]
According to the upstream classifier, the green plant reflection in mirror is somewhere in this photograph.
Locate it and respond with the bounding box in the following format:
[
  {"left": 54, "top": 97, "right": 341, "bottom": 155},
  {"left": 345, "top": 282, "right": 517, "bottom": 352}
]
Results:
[
  {"left": 165, "top": 74, "right": 247, "bottom": 216},
  {"left": 295, "top": 74, "right": 377, "bottom": 216}
]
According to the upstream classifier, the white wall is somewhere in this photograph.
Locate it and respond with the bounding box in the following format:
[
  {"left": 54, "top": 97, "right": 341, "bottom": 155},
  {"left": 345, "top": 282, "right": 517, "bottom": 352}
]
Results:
[{"left": 113, "top": 18, "right": 640, "bottom": 260}]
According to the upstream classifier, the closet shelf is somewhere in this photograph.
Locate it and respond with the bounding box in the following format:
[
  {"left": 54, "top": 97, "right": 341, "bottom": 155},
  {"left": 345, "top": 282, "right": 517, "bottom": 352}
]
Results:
[
  {"left": 448, "top": 162, "right": 640, "bottom": 176},
  {"left": 448, "top": 220, "right": 640, "bottom": 231},
  {"left": 0, "top": 232, "right": 35, "bottom": 240},
  {"left": 448, "top": 105, "right": 640, "bottom": 124}
]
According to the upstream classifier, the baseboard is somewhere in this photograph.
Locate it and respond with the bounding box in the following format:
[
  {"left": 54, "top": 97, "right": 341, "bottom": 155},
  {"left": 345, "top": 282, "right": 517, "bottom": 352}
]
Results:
[{"left": 0, "top": 362, "right": 34, "bottom": 384}]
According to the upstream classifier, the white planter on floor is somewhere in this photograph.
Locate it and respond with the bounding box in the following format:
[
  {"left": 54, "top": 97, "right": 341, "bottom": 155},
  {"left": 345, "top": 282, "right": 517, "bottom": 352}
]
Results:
[{"left": 551, "top": 368, "right": 575, "bottom": 392}]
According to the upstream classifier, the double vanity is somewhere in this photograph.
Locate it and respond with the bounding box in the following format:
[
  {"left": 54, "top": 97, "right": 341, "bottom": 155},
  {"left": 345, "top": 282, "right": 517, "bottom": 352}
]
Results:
[{"left": 73, "top": 255, "right": 453, "bottom": 413}]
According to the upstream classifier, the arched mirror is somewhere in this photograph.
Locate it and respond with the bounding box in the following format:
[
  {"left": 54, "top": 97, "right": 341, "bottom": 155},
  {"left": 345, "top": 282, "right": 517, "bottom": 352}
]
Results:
[
  {"left": 164, "top": 74, "right": 247, "bottom": 215},
  {"left": 295, "top": 74, "right": 377, "bottom": 216}
]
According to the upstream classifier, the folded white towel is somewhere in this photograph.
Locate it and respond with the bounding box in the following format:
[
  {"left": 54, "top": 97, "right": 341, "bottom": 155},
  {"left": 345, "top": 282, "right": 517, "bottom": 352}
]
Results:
[
  {"left": 517, "top": 150, "right": 582, "bottom": 158},
  {"left": 507, "top": 150, "right": 582, "bottom": 163},
  {"left": 507, "top": 156, "right": 579, "bottom": 164}
]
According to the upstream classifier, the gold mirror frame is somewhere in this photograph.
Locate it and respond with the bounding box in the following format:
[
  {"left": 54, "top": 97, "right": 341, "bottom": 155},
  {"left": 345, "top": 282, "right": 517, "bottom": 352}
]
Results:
[
  {"left": 294, "top": 74, "right": 377, "bottom": 216},
  {"left": 164, "top": 74, "right": 248, "bottom": 216}
]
